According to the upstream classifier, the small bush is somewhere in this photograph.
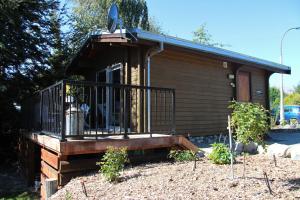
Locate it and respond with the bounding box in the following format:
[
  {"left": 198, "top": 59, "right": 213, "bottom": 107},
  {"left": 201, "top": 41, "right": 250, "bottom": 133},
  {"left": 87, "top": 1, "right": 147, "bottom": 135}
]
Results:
[
  {"left": 65, "top": 190, "right": 72, "bottom": 200},
  {"left": 208, "top": 143, "right": 232, "bottom": 165},
  {"left": 290, "top": 118, "right": 298, "bottom": 126},
  {"left": 96, "top": 146, "right": 129, "bottom": 182},
  {"left": 229, "top": 101, "right": 269, "bottom": 145},
  {"left": 168, "top": 149, "right": 196, "bottom": 162}
]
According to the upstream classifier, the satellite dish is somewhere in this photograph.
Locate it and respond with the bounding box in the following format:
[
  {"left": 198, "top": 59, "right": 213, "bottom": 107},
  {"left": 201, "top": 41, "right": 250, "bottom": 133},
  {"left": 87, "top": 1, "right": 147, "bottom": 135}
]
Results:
[
  {"left": 107, "top": 3, "right": 119, "bottom": 33},
  {"left": 106, "top": 3, "right": 137, "bottom": 41}
]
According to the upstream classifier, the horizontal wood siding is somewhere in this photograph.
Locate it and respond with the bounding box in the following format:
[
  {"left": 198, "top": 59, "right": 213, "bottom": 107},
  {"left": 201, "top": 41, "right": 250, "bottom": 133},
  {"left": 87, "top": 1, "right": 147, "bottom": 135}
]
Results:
[{"left": 151, "top": 50, "right": 234, "bottom": 135}]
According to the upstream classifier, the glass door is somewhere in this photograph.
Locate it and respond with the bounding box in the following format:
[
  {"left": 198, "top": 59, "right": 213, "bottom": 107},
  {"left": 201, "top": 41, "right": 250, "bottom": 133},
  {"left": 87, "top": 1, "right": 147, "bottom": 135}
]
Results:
[{"left": 96, "top": 63, "right": 122, "bottom": 132}]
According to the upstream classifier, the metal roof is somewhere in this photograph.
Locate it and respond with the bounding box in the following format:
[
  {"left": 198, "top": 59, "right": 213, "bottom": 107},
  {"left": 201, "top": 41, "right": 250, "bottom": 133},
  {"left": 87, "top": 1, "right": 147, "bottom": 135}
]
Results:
[
  {"left": 67, "top": 29, "right": 291, "bottom": 74},
  {"left": 129, "top": 28, "right": 291, "bottom": 74}
]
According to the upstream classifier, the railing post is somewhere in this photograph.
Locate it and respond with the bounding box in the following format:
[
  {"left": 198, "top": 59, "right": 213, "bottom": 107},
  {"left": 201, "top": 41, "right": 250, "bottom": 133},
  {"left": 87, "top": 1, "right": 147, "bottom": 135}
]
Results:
[
  {"left": 172, "top": 89, "right": 176, "bottom": 135},
  {"left": 39, "top": 91, "right": 43, "bottom": 132},
  {"left": 61, "top": 80, "right": 66, "bottom": 141},
  {"left": 123, "top": 87, "right": 128, "bottom": 139},
  {"left": 147, "top": 87, "right": 151, "bottom": 136}
]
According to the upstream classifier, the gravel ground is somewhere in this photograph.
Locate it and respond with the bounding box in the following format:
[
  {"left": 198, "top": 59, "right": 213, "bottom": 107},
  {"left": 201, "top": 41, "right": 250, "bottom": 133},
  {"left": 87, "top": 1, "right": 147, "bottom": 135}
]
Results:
[{"left": 51, "top": 155, "right": 300, "bottom": 200}]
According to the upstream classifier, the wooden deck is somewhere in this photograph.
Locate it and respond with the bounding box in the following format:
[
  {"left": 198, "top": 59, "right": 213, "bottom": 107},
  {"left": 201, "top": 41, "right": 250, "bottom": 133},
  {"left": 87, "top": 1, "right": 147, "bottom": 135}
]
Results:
[
  {"left": 22, "top": 132, "right": 198, "bottom": 199},
  {"left": 25, "top": 132, "right": 198, "bottom": 155}
]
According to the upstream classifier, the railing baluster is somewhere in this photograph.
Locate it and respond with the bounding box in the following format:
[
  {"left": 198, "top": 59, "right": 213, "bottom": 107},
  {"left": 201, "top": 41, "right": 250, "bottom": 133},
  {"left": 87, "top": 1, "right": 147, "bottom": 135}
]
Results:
[
  {"left": 40, "top": 91, "right": 43, "bottom": 132},
  {"left": 113, "top": 87, "right": 116, "bottom": 134},
  {"left": 61, "top": 81, "right": 66, "bottom": 141},
  {"left": 95, "top": 85, "right": 98, "bottom": 137},
  {"left": 129, "top": 88, "right": 132, "bottom": 133},
  {"left": 135, "top": 88, "right": 138, "bottom": 133},
  {"left": 101, "top": 86, "right": 104, "bottom": 135},
  {"left": 164, "top": 91, "right": 168, "bottom": 131},
  {"left": 89, "top": 86, "right": 92, "bottom": 135},
  {"left": 172, "top": 90, "right": 176, "bottom": 135},
  {"left": 124, "top": 87, "right": 128, "bottom": 138}
]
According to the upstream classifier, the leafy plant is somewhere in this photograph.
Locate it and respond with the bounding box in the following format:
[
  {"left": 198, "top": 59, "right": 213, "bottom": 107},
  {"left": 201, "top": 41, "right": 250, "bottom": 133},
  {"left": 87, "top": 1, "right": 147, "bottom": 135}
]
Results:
[
  {"left": 96, "top": 146, "right": 129, "bottom": 182},
  {"left": 229, "top": 101, "right": 269, "bottom": 145},
  {"left": 65, "top": 190, "right": 72, "bottom": 200},
  {"left": 290, "top": 118, "right": 299, "bottom": 126},
  {"left": 168, "top": 149, "right": 196, "bottom": 162},
  {"left": 208, "top": 143, "right": 232, "bottom": 165}
]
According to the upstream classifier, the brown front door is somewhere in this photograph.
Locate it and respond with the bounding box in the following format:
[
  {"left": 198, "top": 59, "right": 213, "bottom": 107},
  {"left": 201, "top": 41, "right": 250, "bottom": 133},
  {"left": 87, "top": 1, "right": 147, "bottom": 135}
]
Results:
[{"left": 237, "top": 71, "right": 251, "bottom": 102}]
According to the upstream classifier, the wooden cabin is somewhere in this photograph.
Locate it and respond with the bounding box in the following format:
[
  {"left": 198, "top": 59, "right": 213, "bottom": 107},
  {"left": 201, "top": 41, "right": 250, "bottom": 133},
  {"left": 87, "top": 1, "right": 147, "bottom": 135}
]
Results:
[
  {"left": 65, "top": 28, "right": 291, "bottom": 136},
  {"left": 20, "top": 29, "right": 290, "bottom": 199}
]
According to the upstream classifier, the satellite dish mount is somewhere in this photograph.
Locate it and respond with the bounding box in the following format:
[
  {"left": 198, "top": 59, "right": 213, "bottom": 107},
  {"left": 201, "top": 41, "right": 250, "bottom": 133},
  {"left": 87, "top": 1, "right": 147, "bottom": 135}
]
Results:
[{"left": 107, "top": 3, "right": 137, "bottom": 41}]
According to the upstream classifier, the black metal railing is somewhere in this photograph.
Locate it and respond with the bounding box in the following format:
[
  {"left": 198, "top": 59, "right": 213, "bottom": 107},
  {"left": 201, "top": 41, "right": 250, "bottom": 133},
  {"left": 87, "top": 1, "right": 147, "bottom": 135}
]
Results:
[{"left": 23, "top": 80, "right": 176, "bottom": 140}]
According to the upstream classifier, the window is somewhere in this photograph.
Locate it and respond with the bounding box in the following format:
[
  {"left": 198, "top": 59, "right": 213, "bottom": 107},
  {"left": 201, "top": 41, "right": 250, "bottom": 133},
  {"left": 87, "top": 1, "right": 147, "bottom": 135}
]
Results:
[{"left": 237, "top": 71, "right": 251, "bottom": 102}]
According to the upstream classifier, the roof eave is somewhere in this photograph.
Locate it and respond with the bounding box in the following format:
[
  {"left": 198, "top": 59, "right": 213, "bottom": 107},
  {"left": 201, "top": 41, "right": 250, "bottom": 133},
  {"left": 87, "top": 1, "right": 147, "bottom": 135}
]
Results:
[{"left": 132, "top": 28, "right": 291, "bottom": 74}]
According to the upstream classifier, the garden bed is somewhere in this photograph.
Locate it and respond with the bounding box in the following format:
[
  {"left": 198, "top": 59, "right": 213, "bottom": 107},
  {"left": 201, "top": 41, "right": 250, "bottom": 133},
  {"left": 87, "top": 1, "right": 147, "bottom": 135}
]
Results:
[{"left": 51, "top": 155, "right": 300, "bottom": 200}]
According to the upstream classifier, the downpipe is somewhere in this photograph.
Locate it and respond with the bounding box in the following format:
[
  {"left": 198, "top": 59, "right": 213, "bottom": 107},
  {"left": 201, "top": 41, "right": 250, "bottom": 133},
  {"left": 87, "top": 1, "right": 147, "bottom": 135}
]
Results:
[{"left": 147, "top": 42, "right": 164, "bottom": 133}]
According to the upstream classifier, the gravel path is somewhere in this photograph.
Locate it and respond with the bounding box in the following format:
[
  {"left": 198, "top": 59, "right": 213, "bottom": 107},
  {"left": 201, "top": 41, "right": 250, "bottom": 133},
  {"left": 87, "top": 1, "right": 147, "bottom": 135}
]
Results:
[{"left": 51, "top": 155, "right": 300, "bottom": 200}]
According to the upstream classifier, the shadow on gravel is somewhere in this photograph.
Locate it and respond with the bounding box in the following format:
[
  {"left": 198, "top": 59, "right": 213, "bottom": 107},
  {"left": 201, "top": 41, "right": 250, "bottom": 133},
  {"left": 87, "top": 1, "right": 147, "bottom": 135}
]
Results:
[
  {"left": 287, "top": 178, "right": 300, "bottom": 191},
  {"left": 0, "top": 133, "right": 39, "bottom": 199},
  {"left": 0, "top": 162, "right": 39, "bottom": 199}
]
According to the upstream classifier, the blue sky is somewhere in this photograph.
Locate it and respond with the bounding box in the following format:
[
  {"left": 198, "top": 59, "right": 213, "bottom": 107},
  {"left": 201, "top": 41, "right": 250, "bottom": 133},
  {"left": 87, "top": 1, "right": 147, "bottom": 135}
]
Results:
[
  {"left": 63, "top": 0, "right": 300, "bottom": 92},
  {"left": 145, "top": 0, "right": 300, "bottom": 92}
]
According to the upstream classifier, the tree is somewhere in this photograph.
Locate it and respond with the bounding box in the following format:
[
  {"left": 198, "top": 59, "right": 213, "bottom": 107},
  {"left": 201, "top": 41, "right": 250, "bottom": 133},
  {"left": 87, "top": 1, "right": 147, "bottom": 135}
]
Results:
[
  {"left": 269, "top": 86, "right": 280, "bottom": 110},
  {"left": 229, "top": 101, "right": 269, "bottom": 180},
  {"left": 0, "top": 0, "right": 61, "bottom": 132},
  {"left": 284, "top": 93, "right": 300, "bottom": 105},
  {"left": 148, "top": 16, "right": 164, "bottom": 34},
  {"left": 192, "top": 24, "right": 225, "bottom": 47},
  {"left": 48, "top": 5, "right": 69, "bottom": 80},
  {"left": 294, "top": 83, "right": 300, "bottom": 94},
  {"left": 68, "top": 0, "right": 162, "bottom": 51}
]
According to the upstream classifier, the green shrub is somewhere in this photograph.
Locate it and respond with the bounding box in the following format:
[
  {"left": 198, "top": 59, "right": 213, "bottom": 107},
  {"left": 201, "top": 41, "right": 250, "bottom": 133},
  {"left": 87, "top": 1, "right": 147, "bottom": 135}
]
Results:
[
  {"left": 168, "top": 149, "right": 196, "bottom": 162},
  {"left": 229, "top": 101, "right": 269, "bottom": 145},
  {"left": 208, "top": 143, "right": 232, "bottom": 165},
  {"left": 96, "top": 146, "right": 129, "bottom": 182},
  {"left": 65, "top": 190, "right": 72, "bottom": 200},
  {"left": 290, "top": 118, "right": 299, "bottom": 126}
]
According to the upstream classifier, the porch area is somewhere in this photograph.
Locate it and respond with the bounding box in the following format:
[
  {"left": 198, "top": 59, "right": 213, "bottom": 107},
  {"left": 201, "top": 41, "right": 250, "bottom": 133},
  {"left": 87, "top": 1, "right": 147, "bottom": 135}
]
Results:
[{"left": 23, "top": 79, "right": 176, "bottom": 140}]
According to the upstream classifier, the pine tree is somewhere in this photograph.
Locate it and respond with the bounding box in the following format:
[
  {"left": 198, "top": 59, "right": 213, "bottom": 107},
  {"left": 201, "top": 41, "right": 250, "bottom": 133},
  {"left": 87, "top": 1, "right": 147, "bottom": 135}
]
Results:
[{"left": 0, "top": 0, "right": 60, "bottom": 132}]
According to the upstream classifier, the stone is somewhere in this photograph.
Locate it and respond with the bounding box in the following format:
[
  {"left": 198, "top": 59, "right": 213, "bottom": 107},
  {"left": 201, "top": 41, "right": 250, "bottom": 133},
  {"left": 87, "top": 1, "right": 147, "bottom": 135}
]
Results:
[
  {"left": 234, "top": 142, "right": 258, "bottom": 154},
  {"left": 228, "top": 181, "right": 238, "bottom": 188},
  {"left": 244, "top": 142, "right": 258, "bottom": 154},
  {"left": 290, "top": 145, "right": 300, "bottom": 161},
  {"left": 257, "top": 145, "right": 266, "bottom": 154},
  {"left": 285, "top": 146, "right": 292, "bottom": 158},
  {"left": 202, "top": 147, "right": 213, "bottom": 155},
  {"left": 234, "top": 142, "right": 244, "bottom": 154},
  {"left": 196, "top": 151, "right": 205, "bottom": 158},
  {"left": 267, "top": 143, "right": 290, "bottom": 158}
]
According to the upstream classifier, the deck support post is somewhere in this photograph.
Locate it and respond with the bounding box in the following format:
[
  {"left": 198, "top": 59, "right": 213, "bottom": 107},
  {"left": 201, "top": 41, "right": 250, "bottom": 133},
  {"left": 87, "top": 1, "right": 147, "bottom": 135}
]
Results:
[{"left": 45, "top": 178, "right": 58, "bottom": 199}]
